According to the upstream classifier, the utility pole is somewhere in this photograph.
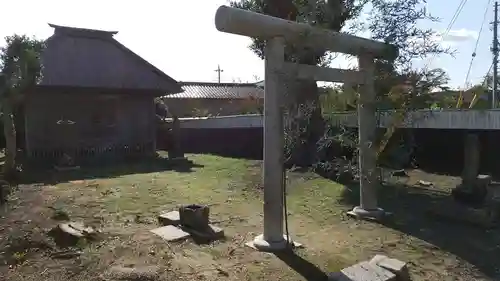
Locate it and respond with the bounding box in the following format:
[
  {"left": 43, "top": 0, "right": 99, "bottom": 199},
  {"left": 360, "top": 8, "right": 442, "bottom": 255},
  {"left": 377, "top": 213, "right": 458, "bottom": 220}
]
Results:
[
  {"left": 492, "top": 1, "right": 499, "bottom": 108},
  {"left": 214, "top": 65, "right": 224, "bottom": 83}
]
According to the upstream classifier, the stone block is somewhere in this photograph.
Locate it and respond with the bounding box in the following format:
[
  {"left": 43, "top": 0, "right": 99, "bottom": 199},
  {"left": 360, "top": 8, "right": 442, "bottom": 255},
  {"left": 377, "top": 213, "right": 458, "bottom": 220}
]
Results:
[
  {"left": 150, "top": 225, "right": 190, "bottom": 242},
  {"left": 369, "top": 255, "right": 409, "bottom": 281},
  {"left": 329, "top": 261, "right": 396, "bottom": 281},
  {"left": 158, "top": 211, "right": 180, "bottom": 226},
  {"left": 186, "top": 224, "right": 224, "bottom": 240},
  {"left": 179, "top": 204, "right": 209, "bottom": 230}
]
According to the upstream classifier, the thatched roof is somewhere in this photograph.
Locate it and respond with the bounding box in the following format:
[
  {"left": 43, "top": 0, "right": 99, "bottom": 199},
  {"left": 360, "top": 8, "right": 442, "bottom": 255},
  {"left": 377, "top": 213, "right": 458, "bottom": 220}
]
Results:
[{"left": 38, "top": 24, "right": 181, "bottom": 94}]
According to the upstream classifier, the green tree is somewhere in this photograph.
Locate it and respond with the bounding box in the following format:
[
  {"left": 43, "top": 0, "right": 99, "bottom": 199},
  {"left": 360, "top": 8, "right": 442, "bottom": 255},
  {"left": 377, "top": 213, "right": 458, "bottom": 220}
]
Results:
[
  {"left": 229, "top": 0, "right": 450, "bottom": 166},
  {"left": 0, "top": 35, "right": 45, "bottom": 179}
]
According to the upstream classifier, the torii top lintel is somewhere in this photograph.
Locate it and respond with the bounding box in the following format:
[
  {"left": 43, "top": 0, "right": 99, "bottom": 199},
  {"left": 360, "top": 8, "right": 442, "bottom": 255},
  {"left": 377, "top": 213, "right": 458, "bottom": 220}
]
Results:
[{"left": 215, "top": 5, "right": 398, "bottom": 60}]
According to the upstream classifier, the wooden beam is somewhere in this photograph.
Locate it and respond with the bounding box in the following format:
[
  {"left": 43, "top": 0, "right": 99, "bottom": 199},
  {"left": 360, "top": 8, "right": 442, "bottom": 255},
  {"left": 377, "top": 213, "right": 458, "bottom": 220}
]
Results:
[
  {"left": 214, "top": 6, "right": 398, "bottom": 59},
  {"left": 283, "top": 62, "right": 366, "bottom": 83}
]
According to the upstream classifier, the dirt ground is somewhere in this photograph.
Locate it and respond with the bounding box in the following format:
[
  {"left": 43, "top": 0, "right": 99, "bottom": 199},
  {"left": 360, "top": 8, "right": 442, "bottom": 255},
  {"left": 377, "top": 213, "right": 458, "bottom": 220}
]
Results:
[{"left": 0, "top": 153, "right": 499, "bottom": 281}]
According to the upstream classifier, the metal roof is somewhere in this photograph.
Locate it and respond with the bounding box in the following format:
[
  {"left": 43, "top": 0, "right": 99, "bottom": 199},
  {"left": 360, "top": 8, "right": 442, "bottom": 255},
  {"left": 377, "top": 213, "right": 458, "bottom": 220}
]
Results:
[{"left": 163, "top": 82, "right": 264, "bottom": 99}]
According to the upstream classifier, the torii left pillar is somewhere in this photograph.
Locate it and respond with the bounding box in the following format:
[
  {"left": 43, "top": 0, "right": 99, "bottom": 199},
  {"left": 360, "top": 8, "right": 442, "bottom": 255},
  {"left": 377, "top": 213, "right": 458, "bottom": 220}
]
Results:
[{"left": 252, "top": 37, "right": 288, "bottom": 251}]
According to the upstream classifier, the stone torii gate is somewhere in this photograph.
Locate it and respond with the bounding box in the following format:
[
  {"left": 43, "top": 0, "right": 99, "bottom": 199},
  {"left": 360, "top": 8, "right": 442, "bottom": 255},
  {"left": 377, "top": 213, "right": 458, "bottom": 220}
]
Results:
[{"left": 214, "top": 6, "right": 398, "bottom": 251}]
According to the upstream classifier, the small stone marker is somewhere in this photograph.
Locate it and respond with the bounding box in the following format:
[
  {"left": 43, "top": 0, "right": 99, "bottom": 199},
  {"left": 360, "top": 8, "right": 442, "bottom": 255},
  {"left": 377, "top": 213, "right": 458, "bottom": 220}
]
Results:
[
  {"left": 150, "top": 225, "right": 190, "bottom": 242},
  {"left": 158, "top": 211, "right": 180, "bottom": 226},
  {"left": 329, "top": 261, "right": 396, "bottom": 281}
]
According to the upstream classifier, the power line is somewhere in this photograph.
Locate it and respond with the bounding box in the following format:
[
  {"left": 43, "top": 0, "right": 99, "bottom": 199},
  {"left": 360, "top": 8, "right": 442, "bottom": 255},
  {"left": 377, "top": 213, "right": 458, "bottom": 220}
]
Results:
[
  {"left": 462, "top": 0, "right": 491, "bottom": 87},
  {"left": 425, "top": 0, "right": 469, "bottom": 69}
]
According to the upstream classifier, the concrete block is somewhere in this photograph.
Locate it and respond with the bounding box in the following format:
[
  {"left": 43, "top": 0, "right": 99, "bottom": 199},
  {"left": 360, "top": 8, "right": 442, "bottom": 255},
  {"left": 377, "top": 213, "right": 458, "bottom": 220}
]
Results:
[
  {"left": 329, "top": 261, "right": 396, "bottom": 281},
  {"left": 370, "top": 255, "right": 410, "bottom": 281},
  {"left": 158, "top": 211, "right": 180, "bottom": 226},
  {"left": 150, "top": 225, "right": 190, "bottom": 242}
]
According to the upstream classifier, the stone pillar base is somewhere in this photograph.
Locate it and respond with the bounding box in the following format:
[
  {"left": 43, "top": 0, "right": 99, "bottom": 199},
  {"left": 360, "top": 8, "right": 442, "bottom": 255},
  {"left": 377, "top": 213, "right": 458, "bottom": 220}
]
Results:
[
  {"left": 347, "top": 206, "right": 388, "bottom": 221},
  {"left": 245, "top": 234, "right": 301, "bottom": 252}
]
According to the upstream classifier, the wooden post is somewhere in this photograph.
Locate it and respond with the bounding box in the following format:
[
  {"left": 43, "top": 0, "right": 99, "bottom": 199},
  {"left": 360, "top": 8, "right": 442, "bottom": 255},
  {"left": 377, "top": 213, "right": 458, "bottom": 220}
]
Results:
[
  {"left": 348, "top": 55, "right": 385, "bottom": 219},
  {"left": 252, "top": 37, "right": 288, "bottom": 251}
]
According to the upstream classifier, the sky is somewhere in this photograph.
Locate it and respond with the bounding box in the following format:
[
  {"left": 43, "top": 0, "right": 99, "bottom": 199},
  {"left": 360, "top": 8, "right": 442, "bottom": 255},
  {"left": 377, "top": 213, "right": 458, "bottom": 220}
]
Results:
[{"left": 0, "top": 0, "right": 494, "bottom": 88}]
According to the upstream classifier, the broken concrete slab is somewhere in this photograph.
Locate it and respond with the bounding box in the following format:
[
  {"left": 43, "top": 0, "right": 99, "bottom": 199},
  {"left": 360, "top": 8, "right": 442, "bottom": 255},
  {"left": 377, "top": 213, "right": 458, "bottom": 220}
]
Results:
[
  {"left": 158, "top": 211, "right": 180, "bottom": 226},
  {"left": 329, "top": 261, "right": 396, "bottom": 281},
  {"left": 369, "top": 255, "right": 410, "bottom": 281},
  {"left": 150, "top": 225, "right": 190, "bottom": 242}
]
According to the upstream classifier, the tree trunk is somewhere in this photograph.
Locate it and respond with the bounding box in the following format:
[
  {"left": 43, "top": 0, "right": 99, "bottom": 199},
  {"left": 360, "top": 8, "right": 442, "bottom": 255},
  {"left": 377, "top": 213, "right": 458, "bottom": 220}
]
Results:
[
  {"left": 263, "top": 0, "right": 325, "bottom": 167},
  {"left": 2, "top": 99, "right": 16, "bottom": 180},
  {"left": 284, "top": 78, "right": 325, "bottom": 167}
]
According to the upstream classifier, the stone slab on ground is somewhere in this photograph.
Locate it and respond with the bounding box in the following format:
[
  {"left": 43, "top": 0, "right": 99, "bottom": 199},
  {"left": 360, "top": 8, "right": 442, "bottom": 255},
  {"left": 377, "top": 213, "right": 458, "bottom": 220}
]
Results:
[
  {"left": 369, "top": 255, "right": 410, "bottom": 281},
  {"left": 158, "top": 211, "right": 180, "bottom": 226},
  {"left": 427, "top": 198, "right": 497, "bottom": 228},
  {"left": 185, "top": 224, "right": 224, "bottom": 240},
  {"left": 329, "top": 261, "right": 396, "bottom": 281},
  {"left": 244, "top": 235, "right": 303, "bottom": 250},
  {"left": 150, "top": 225, "right": 190, "bottom": 242}
]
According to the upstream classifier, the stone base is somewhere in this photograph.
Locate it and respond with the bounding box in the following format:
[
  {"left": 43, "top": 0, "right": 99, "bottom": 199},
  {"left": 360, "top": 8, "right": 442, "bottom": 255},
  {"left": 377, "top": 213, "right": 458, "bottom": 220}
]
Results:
[
  {"left": 427, "top": 199, "right": 498, "bottom": 228},
  {"left": 184, "top": 224, "right": 225, "bottom": 240},
  {"left": 347, "top": 206, "right": 388, "bottom": 221},
  {"left": 245, "top": 234, "right": 302, "bottom": 252}
]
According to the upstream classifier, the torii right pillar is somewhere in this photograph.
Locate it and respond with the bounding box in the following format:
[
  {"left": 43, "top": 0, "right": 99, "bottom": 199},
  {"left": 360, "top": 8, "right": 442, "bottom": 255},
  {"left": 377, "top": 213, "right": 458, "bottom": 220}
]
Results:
[{"left": 347, "top": 54, "right": 386, "bottom": 220}]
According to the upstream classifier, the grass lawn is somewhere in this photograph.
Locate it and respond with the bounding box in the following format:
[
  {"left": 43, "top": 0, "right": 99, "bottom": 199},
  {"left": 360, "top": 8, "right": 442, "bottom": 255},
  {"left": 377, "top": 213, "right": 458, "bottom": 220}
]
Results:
[{"left": 0, "top": 153, "right": 499, "bottom": 280}]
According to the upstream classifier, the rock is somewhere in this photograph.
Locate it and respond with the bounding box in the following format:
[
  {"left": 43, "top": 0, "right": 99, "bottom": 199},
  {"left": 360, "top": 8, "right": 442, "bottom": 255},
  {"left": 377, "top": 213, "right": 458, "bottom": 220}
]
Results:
[
  {"left": 329, "top": 261, "right": 396, "bottom": 281},
  {"left": 369, "top": 255, "right": 410, "bottom": 281},
  {"left": 105, "top": 265, "right": 160, "bottom": 281},
  {"left": 48, "top": 222, "right": 97, "bottom": 247},
  {"left": 158, "top": 211, "right": 180, "bottom": 226}
]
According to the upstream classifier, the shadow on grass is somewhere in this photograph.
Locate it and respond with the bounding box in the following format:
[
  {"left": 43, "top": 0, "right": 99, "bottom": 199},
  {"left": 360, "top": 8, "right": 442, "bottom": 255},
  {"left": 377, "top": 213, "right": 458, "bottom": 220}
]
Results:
[
  {"left": 16, "top": 156, "right": 204, "bottom": 186},
  {"left": 275, "top": 249, "right": 329, "bottom": 281},
  {"left": 340, "top": 180, "right": 500, "bottom": 279}
]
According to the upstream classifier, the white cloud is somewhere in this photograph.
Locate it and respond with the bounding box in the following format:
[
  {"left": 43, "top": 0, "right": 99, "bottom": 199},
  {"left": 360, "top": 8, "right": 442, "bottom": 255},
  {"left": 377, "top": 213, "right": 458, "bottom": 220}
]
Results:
[{"left": 442, "top": 28, "right": 478, "bottom": 42}]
